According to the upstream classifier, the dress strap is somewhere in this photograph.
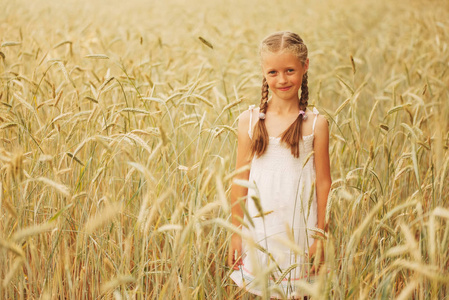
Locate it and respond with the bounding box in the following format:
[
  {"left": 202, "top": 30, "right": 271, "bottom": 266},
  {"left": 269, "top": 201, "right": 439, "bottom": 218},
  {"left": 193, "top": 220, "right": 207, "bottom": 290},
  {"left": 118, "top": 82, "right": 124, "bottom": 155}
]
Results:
[
  {"left": 312, "top": 107, "right": 319, "bottom": 132},
  {"left": 248, "top": 105, "right": 255, "bottom": 139}
]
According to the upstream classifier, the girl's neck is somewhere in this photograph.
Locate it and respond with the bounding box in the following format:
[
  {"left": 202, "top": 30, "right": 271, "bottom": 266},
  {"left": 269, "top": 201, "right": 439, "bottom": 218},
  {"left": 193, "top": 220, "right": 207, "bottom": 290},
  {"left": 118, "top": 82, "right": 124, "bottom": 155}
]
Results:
[{"left": 268, "top": 96, "right": 301, "bottom": 115}]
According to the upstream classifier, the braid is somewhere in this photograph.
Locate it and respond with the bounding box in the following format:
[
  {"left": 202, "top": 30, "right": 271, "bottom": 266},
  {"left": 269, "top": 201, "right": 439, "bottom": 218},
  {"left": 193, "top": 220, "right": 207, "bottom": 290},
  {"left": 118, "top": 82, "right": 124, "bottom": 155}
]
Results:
[
  {"left": 300, "top": 72, "right": 309, "bottom": 111},
  {"left": 260, "top": 77, "right": 269, "bottom": 113},
  {"left": 279, "top": 71, "right": 309, "bottom": 158},
  {"left": 250, "top": 77, "right": 270, "bottom": 158}
]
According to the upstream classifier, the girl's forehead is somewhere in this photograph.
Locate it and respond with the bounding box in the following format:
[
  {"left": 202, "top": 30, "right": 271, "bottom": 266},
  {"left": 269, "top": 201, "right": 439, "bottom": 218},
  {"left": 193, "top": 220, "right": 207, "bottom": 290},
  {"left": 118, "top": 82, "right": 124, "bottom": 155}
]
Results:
[{"left": 261, "top": 50, "right": 302, "bottom": 66}]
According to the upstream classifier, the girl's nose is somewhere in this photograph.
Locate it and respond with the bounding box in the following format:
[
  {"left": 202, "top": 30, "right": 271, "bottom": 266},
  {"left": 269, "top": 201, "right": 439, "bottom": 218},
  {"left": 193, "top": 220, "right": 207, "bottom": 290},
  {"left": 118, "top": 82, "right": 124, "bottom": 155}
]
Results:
[{"left": 279, "top": 73, "right": 287, "bottom": 83}]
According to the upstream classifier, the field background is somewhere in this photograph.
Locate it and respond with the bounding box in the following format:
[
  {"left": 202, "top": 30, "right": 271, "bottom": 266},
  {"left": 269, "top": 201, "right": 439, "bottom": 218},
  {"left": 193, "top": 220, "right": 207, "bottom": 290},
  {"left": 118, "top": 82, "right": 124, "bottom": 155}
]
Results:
[{"left": 1, "top": 0, "right": 449, "bottom": 298}]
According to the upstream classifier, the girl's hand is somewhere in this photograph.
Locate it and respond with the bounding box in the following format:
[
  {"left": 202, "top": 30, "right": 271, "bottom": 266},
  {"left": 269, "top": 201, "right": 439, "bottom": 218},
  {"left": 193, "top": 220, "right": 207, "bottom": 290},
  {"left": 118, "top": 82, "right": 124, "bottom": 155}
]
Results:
[
  {"left": 228, "top": 233, "right": 243, "bottom": 270},
  {"left": 308, "top": 240, "right": 324, "bottom": 274}
]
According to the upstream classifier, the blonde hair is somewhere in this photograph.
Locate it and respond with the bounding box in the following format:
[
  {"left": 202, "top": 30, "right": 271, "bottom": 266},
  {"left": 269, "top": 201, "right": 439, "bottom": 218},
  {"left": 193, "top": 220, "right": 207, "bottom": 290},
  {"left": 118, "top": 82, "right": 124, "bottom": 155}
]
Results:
[{"left": 250, "top": 31, "right": 309, "bottom": 158}]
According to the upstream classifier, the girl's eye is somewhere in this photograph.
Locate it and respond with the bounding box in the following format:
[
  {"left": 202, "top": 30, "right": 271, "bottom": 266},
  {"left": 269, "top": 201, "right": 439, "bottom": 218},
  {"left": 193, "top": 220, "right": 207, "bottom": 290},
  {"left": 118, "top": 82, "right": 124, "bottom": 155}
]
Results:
[
  {"left": 287, "top": 69, "right": 294, "bottom": 73},
  {"left": 268, "top": 71, "right": 276, "bottom": 75}
]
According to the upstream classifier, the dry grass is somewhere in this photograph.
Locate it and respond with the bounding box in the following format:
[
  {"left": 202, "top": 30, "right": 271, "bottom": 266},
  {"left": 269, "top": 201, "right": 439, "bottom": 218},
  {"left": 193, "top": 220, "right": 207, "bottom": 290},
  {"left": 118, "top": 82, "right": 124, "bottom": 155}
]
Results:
[{"left": 1, "top": 0, "right": 448, "bottom": 298}]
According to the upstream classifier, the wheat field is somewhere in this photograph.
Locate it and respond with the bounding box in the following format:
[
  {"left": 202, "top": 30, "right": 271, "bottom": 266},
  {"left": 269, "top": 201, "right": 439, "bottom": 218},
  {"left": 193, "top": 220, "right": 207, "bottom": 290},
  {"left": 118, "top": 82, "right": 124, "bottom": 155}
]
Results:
[{"left": 1, "top": 0, "right": 448, "bottom": 299}]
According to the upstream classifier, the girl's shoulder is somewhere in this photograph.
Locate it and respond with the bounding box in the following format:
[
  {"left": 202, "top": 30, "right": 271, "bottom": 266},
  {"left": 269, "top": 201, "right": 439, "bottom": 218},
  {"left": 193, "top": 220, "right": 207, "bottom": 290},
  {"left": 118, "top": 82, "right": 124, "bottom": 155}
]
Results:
[
  {"left": 247, "top": 104, "right": 260, "bottom": 115},
  {"left": 313, "top": 114, "right": 328, "bottom": 129},
  {"left": 237, "top": 105, "right": 260, "bottom": 140},
  {"left": 313, "top": 113, "right": 329, "bottom": 140},
  {"left": 237, "top": 105, "right": 259, "bottom": 124},
  {"left": 308, "top": 107, "right": 327, "bottom": 125}
]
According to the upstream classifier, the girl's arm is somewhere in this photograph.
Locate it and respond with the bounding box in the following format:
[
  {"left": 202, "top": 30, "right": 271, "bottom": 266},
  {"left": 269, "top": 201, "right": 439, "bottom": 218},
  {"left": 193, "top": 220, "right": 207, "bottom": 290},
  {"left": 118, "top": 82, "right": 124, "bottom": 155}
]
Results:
[
  {"left": 228, "top": 109, "right": 253, "bottom": 270},
  {"left": 313, "top": 115, "right": 332, "bottom": 233},
  {"left": 309, "top": 115, "right": 331, "bottom": 267}
]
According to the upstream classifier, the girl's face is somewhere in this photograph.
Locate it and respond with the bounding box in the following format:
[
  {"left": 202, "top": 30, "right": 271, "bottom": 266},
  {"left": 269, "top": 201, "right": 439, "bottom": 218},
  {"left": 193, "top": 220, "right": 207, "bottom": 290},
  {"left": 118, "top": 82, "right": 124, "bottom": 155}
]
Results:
[{"left": 261, "top": 50, "right": 308, "bottom": 103}]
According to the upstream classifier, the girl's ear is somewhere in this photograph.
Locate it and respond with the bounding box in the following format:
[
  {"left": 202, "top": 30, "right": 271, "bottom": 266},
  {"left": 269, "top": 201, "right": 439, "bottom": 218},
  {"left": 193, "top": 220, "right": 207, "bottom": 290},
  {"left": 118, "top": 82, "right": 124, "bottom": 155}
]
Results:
[{"left": 304, "top": 58, "right": 309, "bottom": 73}]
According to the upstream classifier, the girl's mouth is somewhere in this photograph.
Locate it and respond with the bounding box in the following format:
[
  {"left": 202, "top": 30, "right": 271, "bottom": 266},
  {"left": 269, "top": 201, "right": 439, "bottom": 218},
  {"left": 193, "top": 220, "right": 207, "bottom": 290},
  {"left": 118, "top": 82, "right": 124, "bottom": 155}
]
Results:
[{"left": 278, "top": 86, "right": 291, "bottom": 91}]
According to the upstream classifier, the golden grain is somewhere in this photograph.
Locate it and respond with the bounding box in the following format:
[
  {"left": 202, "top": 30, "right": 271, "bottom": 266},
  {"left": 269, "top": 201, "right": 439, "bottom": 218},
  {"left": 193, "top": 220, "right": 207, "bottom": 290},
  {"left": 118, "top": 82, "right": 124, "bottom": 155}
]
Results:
[
  {"left": 1, "top": 0, "right": 448, "bottom": 298},
  {"left": 84, "top": 202, "right": 122, "bottom": 233}
]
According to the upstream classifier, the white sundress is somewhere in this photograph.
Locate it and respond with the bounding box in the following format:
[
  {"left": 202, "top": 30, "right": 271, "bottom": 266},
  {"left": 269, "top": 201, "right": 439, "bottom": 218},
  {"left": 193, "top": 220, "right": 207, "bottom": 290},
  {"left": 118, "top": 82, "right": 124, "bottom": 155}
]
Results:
[{"left": 230, "top": 106, "right": 320, "bottom": 299}]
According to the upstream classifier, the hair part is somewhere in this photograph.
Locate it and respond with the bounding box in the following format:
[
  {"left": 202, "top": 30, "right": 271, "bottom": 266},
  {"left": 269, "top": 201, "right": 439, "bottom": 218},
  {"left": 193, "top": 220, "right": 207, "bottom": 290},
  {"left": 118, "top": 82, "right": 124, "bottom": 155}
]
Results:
[{"left": 250, "top": 31, "right": 309, "bottom": 158}]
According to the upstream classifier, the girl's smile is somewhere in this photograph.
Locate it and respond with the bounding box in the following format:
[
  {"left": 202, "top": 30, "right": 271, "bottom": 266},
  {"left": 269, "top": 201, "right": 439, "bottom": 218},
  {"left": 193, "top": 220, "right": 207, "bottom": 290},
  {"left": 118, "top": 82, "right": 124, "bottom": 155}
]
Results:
[{"left": 278, "top": 86, "right": 292, "bottom": 91}]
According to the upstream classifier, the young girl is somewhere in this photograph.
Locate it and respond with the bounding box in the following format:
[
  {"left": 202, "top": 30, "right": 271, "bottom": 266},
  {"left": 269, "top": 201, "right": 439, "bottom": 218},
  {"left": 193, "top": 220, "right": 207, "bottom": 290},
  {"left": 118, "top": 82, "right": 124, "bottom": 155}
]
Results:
[{"left": 228, "top": 31, "right": 331, "bottom": 299}]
